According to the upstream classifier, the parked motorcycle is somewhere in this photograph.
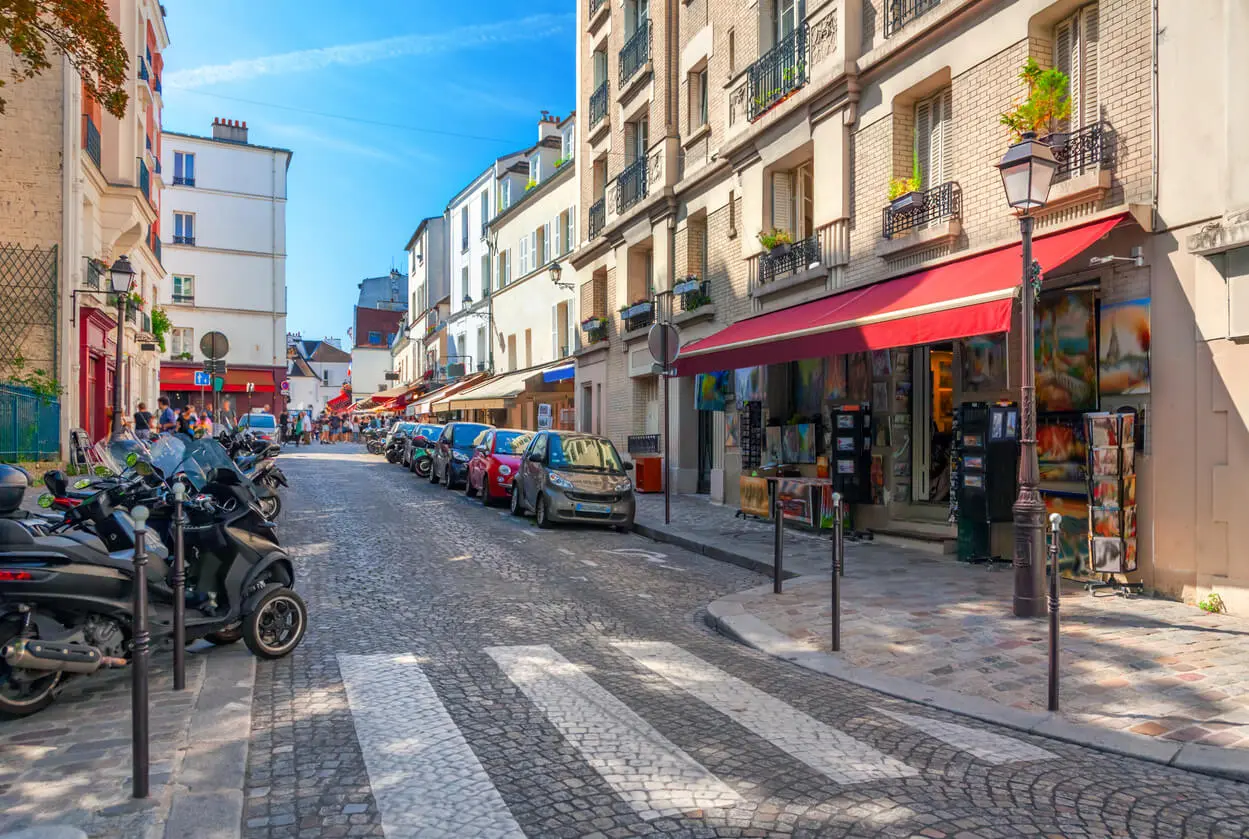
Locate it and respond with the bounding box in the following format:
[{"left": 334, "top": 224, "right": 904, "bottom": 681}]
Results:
[
  {"left": 409, "top": 435, "right": 433, "bottom": 478},
  {"left": 0, "top": 434, "right": 307, "bottom": 717},
  {"left": 364, "top": 428, "right": 384, "bottom": 455},
  {"left": 0, "top": 466, "right": 65, "bottom": 537}
]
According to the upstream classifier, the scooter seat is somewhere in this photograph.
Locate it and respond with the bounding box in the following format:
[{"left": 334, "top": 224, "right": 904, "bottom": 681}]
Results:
[{"left": 0, "top": 518, "right": 35, "bottom": 545}]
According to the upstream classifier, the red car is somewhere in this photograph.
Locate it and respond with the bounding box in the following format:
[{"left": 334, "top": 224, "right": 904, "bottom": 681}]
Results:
[{"left": 465, "top": 428, "right": 534, "bottom": 506}]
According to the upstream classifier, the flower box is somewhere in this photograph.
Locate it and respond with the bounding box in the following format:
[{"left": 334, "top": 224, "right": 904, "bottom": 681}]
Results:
[
  {"left": 672, "top": 278, "right": 701, "bottom": 296},
  {"left": 580, "top": 316, "right": 607, "bottom": 332},
  {"left": 889, "top": 191, "right": 925, "bottom": 213},
  {"left": 620, "top": 300, "right": 653, "bottom": 320}
]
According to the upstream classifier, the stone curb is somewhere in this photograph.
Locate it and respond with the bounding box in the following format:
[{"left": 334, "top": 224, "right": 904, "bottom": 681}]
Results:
[
  {"left": 631, "top": 520, "right": 802, "bottom": 580},
  {"left": 704, "top": 583, "right": 1249, "bottom": 785}
]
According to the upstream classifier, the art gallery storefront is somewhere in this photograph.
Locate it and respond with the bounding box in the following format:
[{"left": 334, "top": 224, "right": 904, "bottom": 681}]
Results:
[{"left": 677, "top": 212, "right": 1154, "bottom": 582}]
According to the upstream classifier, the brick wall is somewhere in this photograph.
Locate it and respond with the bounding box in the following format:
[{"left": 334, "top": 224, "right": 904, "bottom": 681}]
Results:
[
  {"left": 0, "top": 55, "right": 65, "bottom": 251},
  {"left": 706, "top": 197, "right": 751, "bottom": 324}
]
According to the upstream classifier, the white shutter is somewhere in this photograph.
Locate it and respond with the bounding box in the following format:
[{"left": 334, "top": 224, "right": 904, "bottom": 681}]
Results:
[
  {"left": 552, "top": 216, "right": 561, "bottom": 258},
  {"left": 543, "top": 222, "right": 552, "bottom": 264},
  {"left": 551, "top": 305, "right": 559, "bottom": 359},
  {"left": 519, "top": 237, "right": 529, "bottom": 275},
  {"left": 530, "top": 231, "right": 538, "bottom": 271},
  {"left": 936, "top": 87, "right": 952, "bottom": 186},
  {"left": 771, "top": 172, "right": 793, "bottom": 233},
  {"left": 1055, "top": 17, "right": 1075, "bottom": 131},
  {"left": 915, "top": 99, "right": 933, "bottom": 188},
  {"left": 1080, "top": 3, "right": 1100, "bottom": 128}
]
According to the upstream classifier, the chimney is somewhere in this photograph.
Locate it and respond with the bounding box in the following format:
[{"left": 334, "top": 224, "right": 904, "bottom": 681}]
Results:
[
  {"left": 212, "top": 117, "right": 249, "bottom": 144},
  {"left": 537, "top": 110, "right": 561, "bottom": 143}
]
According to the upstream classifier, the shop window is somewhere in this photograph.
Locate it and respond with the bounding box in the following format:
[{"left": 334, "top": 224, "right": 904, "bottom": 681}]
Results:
[{"left": 1055, "top": 4, "right": 1100, "bottom": 131}]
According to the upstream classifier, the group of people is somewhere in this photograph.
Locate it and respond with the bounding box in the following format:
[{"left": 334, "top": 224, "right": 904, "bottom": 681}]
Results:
[
  {"left": 128, "top": 396, "right": 241, "bottom": 440},
  {"left": 279, "top": 411, "right": 361, "bottom": 446}
]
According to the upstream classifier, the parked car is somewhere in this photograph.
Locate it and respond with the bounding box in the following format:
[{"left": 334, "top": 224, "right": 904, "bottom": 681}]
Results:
[
  {"left": 402, "top": 423, "right": 443, "bottom": 471},
  {"left": 509, "top": 431, "right": 635, "bottom": 529},
  {"left": 465, "top": 428, "right": 534, "bottom": 505},
  {"left": 237, "top": 412, "right": 278, "bottom": 443},
  {"left": 429, "top": 421, "right": 492, "bottom": 489}
]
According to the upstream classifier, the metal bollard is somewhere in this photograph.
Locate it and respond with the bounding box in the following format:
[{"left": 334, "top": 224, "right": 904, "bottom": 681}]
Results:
[
  {"left": 131, "top": 505, "right": 151, "bottom": 799},
  {"left": 831, "top": 492, "right": 843, "bottom": 652},
  {"left": 1047, "top": 512, "right": 1062, "bottom": 713},
  {"left": 171, "top": 483, "right": 187, "bottom": 691},
  {"left": 773, "top": 490, "right": 784, "bottom": 594}
]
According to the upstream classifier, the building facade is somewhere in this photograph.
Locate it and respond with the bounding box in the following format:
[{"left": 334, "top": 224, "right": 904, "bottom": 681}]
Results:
[
  {"left": 405, "top": 216, "right": 449, "bottom": 382},
  {"left": 158, "top": 119, "right": 292, "bottom": 413},
  {"left": 286, "top": 334, "right": 350, "bottom": 415},
  {"left": 349, "top": 271, "right": 407, "bottom": 401},
  {"left": 0, "top": 0, "right": 169, "bottom": 447}
]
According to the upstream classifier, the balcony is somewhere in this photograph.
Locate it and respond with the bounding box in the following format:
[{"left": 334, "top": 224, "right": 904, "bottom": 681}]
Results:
[
  {"left": 138, "top": 159, "right": 150, "bottom": 200},
  {"left": 126, "top": 307, "right": 138, "bottom": 326},
  {"left": 85, "top": 259, "right": 102, "bottom": 290},
  {"left": 885, "top": 0, "right": 942, "bottom": 36},
  {"left": 589, "top": 197, "right": 607, "bottom": 238},
  {"left": 748, "top": 24, "right": 809, "bottom": 122},
  {"left": 618, "top": 298, "right": 655, "bottom": 334},
  {"left": 881, "top": 181, "right": 962, "bottom": 241},
  {"left": 138, "top": 56, "right": 149, "bottom": 81},
  {"left": 81, "top": 115, "right": 101, "bottom": 169},
  {"left": 172, "top": 293, "right": 194, "bottom": 304},
  {"left": 173, "top": 235, "right": 195, "bottom": 246},
  {"left": 589, "top": 0, "right": 609, "bottom": 21},
  {"left": 615, "top": 157, "right": 648, "bottom": 214},
  {"left": 619, "top": 19, "right": 651, "bottom": 87},
  {"left": 589, "top": 80, "right": 609, "bottom": 128},
  {"left": 150, "top": 233, "right": 162, "bottom": 265},
  {"left": 674, "top": 277, "right": 711, "bottom": 314},
  {"left": 758, "top": 235, "right": 821, "bottom": 285},
  {"left": 1053, "top": 122, "right": 1108, "bottom": 183},
  {"left": 173, "top": 175, "right": 195, "bottom": 186}
]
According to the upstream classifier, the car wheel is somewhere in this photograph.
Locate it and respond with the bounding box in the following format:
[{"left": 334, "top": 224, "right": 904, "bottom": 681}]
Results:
[
  {"left": 481, "top": 480, "right": 493, "bottom": 507},
  {"left": 443, "top": 466, "right": 455, "bottom": 489},
  {"left": 429, "top": 460, "right": 440, "bottom": 484},
  {"left": 465, "top": 474, "right": 477, "bottom": 498},
  {"left": 509, "top": 483, "right": 525, "bottom": 516},
  {"left": 535, "top": 493, "right": 554, "bottom": 529}
]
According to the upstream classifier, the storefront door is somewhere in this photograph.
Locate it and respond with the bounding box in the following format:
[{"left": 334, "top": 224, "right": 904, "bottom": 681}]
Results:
[
  {"left": 696, "top": 409, "right": 712, "bottom": 494},
  {"left": 911, "top": 343, "right": 954, "bottom": 504}
]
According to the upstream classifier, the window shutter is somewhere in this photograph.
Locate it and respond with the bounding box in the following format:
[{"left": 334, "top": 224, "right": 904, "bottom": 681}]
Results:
[
  {"left": 914, "top": 99, "right": 933, "bottom": 188},
  {"left": 544, "top": 222, "right": 552, "bottom": 263},
  {"left": 936, "top": 87, "right": 952, "bottom": 186},
  {"left": 1080, "top": 4, "right": 1100, "bottom": 127},
  {"left": 530, "top": 231, "right": 538, "bottom": 271},
  {"left": 552, "top": 216, "right": 561, "bottom": 258},
  {"left": 519, "top": 238, "right": 528, "bottom": 274},
  {"left": 771, "top": 171, "right": 793, "bottom": 233},
  {"left": 551, "top": 304, "right": 559, "bottom": 359},
  {"left": 1055, "top": 18, "right": 1075, "bottom": 131}
]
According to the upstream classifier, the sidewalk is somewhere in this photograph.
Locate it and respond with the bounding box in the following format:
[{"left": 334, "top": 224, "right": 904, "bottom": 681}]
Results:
[
  {"left": 633, "top": 492, "right": 1249, "bottom": 780},
  {"left": 0, "top": 644, "right": 255, "bottom": 839}
]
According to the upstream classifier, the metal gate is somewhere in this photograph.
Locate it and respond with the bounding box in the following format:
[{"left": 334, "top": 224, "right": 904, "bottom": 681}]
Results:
[{"left": 0, "top": 243, "right": 61, "bottom": 460}]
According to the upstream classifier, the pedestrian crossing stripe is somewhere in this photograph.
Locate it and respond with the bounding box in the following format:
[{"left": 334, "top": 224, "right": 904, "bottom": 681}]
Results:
[{"left": 875, "top": 707, "right": 1057, "bottom": 764}]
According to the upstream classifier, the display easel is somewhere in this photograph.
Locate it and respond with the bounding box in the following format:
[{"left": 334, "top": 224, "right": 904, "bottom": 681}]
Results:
[{"left": 1083, "top": 411, "right": 1144, "bottom": 597}]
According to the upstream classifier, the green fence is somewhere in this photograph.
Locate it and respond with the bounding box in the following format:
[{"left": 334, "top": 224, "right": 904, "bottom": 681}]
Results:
[{"left": 0, "top": 384, "right": 61, "bottom": 461}]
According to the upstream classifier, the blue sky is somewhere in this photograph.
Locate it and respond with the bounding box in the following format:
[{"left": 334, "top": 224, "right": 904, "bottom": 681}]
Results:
[{"left": 161, "top": 1, "right": 576, "bottom": 344}]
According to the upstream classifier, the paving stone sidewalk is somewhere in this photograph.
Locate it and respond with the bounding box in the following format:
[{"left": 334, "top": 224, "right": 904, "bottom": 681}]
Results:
[{"left": 634, "top": 492, "right": 1249, "bottom": 753}]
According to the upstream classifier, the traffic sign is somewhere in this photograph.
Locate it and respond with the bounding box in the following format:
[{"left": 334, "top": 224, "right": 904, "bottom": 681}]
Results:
[
  {"left": 200, "top": 331, "right": 229, "bottom": 360},
  {"left": 212, "top": 376, "right": 225, "bottom": 392},
  {"left": 193, "top": 371, "right": 210, "bottom": 387},
  {"left": 279, "top": 380, "right": 290, "bottom": 394},
  {"left": 647, "top": 323, "right": 680, "bottom": 370}
]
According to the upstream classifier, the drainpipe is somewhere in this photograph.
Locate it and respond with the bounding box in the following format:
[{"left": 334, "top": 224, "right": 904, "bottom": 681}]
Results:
[
  {"left": 1150, "top": 0, "right": 1159, "bottom": 221},
  {"left": 60, "top": 54, "right": 76, "bottom": 455}
]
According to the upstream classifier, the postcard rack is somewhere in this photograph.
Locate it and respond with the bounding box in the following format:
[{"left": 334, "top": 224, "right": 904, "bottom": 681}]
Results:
[
  {"left": 739, "top": 401, "right": 762, "bottom": 469},
  {"left": 1082, "top": 411, "right": 1144, "bottom": 597}
]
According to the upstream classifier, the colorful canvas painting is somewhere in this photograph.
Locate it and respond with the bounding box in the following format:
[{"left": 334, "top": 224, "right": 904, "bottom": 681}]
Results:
[
  {"left": 872, "top": 383, "right": 890, "bottom": 412},
  {"left": 696, "top": 371, "right": 730, "bottom": 411},
  {"left": 1099, "top": 298, "right": 1151, "bottom": 395},
  {"left": 735, "top": 366, "right": 764, "bottom": 403},
  {"left": 794, "top": 359, "right": 825, "bottom": 416},
  {"left": 782, "top": 424, "right": 817, "bottom": 464},
  {"left": 870, "top": 455, "right": 885, "bottom": 504},
  {"left": 961, "top": 334, "right": 1008, "bottom": 393},
  {"left": 724, "top": 411, "right": 740, "bottom": 449},
  {"left": 847, "top": 352, "right": 871, "bottom": 402},
  {"left": 872, "top": 350, "right": 892, "bottom": 378},
  {"left": 1035, "top": 291, "right": 1098, "bottom": 411},
  {"left": 778, "top": 479, "right": 816, "bottom": 525},
  {"left": 872, "top": 418, "right": 891, "bottom": 449},
  {"left": 740, "top": 476, "right": 771, "bottom": 518},
  {"left": 765, "top": 426, "right": 783, "bottom": 464},
  {"left": 824, "top": 356, "right": 847, "bottom": 401},
  {"left": 1043, "top": 493, "right": 1090, "bottom": 574},
  {"left": 1038, "top": 419, "right": 1087, "bottom": 482}
]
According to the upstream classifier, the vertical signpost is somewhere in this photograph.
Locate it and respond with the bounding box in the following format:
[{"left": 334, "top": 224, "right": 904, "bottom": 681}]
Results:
[
  {"left": 200, "top": 331, "right": 229, "bottom": 422},
  {"left": 647, "top": 316, "right": 680, "bottom": 527},
  {"left": 131, "top": 506, "right": 152, "bottom": 798}
]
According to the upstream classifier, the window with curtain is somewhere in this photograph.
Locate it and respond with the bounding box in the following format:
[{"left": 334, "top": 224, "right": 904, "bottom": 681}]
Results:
[{"left": 1055, "top": 3, "right": 1100, "bottom": 130}]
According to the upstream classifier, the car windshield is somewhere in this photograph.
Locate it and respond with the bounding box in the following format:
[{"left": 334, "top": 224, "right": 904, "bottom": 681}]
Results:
[
  {"left": 547, "top": 435, "right": 625, "bottom": 473},
  {"left": 453, "top": 424, "right": 489, "bottom": 447},
  {"left": 393, "top": 423, "right": 415, "bottom": 435},
  {"left": 244, "top": 414, "right": 276, "bottom": 428},
  {"left": 417, "top": 425, "right": 442, "bottom": 440},
  {"left": 494, "top": 431, "right": 532, "bottom": 454}
]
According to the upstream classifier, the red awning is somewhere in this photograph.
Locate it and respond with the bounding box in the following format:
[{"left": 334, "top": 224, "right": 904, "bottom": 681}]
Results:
[
  {"left": 160, "top": 366, "right": 276, "bottom": 393},
  {"left": 326, "top": 390, "right": 351, "bottom": 410},
  {"left": 675, "top": 214, "right": 1126, "bottom": 376}
]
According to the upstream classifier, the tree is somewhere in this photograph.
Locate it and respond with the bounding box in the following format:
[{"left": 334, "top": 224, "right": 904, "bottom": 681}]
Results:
[{"left": 0, "top": 0, "right": 129, "bottom": 118}]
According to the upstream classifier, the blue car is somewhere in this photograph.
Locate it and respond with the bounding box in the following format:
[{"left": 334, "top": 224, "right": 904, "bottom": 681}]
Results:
[{"left": 429, "top": 421, "right": 492, "bottom": 489}]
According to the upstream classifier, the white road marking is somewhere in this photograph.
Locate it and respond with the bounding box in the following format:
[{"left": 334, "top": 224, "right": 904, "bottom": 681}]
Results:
[
  {"left": 614, "top": 642, "right": 918, "bottom": 785},
  {"left": 603, "top": 548, "right": 669, "bottom": 561},
  {"left": 338, "top": 654, "right": 526, "bottom": 839},
  {"left": 580, "top": 559, "right": 599, "bottom": 567},
  {"left": 485, "top": 645, "right": 741, "bottom": 819},
  {"left": 876, "top": 708, "right": 1057, "bottom": 764},
  {"left": 557, "top": 548, "right": 575, "bottom": 556}
]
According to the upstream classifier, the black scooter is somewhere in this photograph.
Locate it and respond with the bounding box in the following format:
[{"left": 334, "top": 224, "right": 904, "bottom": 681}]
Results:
[{"left": 0, "top": 439, "right": 307, "bottom": 717}]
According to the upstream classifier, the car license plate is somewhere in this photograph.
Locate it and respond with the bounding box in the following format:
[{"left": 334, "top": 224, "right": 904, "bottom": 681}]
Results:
[{"left": 574, "top": 502, "right": 611, "bottom": 515}]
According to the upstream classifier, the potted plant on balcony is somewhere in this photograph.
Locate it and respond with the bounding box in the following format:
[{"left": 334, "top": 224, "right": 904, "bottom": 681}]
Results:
[
  {"left": 525, "top": 179, "right": 538, "bottom": 192},
  {"left": 887, "top": 152, "right": 924, "bottom": 213},
  {"left": 581, "top": 315, "right": 607, "bottom": 332},
  {"left": 999, "top": 58, "right": 1072, "bottom": 149},
  {"left": 672, "top": 274, "right": 702, "bottom": 296},
  {"left": 757, "top": 228, "right": 794, "bottom": 258},
  {"left": 619, "top": 298, "right": 653, "bottom": 321}
]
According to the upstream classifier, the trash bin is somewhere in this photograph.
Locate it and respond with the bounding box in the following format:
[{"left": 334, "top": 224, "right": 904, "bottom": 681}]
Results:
[{"left": 634, "top": 454, "right": 663, "bottom": 493}]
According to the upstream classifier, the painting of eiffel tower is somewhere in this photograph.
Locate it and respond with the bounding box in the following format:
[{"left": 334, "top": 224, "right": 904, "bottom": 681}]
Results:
[{"left": 1099, "top": 298, "right": 1151, "bottom": 396}]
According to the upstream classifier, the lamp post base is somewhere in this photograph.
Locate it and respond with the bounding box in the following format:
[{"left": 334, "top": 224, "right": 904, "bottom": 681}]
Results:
[{"left": 1012, "top": 489, "right": 1048, "bottom": 618}]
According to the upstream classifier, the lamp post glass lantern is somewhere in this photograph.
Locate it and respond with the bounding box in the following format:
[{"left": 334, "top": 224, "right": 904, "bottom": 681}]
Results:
[
  {"left": 996, "top": 132, "right": 1056, "bottom": 618},
  {"left": 109, "top": 255, "right": 136, "bottom": 435}
]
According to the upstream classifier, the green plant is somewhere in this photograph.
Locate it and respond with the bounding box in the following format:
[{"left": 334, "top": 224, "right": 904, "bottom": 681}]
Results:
[
  {"left": 999, "top": 58, "right": 1072, "bottom": 140},
  {"left": 174, "top": 351, "right": 193, "bottom": 360},
  {"left": 757, "top": 228, "right": 794, "bottom": 251},
  {"left": 1198, "top": 592, "right": 1226, "bottom": 614},
  {"left": 3, "top": 354, "right": 62, "bottom": 402},
  {"left": 149, "top": 306, "right": 171, "bottom": 352},
  {"left": 888, "top": 151, "right": 923, "bottom": 201},
  {"left": 525, "top": 179, "right": 538, "bottom": 192},
  {"left": 554, "top": 156, "right": 568, "bottom": 168}
]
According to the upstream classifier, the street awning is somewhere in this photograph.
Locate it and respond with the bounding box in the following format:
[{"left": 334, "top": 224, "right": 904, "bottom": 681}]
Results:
[
  {"left": 160, "top": 366, "right": 277, "bottom": 393},
  {"left": 675, "top": 214, "right": 1126, "bottom": 376},
  {"left": 370, "top": 382, "right": 417, "bottom": 404},
  {"left": 441, "top": 361, "right": 569, "bottom": 412},
  {"left": 410, "top": 375, "right": 486, "bottom": 416},
  {"left": 542, "top": 363, "right": 575, "bottom": 383},
  {"left": 327, "top": 390, "right": 351, "bottom": 410}
]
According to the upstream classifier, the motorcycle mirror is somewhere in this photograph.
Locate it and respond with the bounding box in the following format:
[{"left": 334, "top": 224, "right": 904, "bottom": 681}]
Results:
[
  {"left": 134, "top": 460, "right": 154, "bottom": 477},
  {"left": 37, "top": 493, "right": 54, "bottom": 508},
  {"left": 94, "top": 464, "right": 112, "bottom": 477},
  {"left": 73, "top": 478, "right": 92, "bottom": 489}
]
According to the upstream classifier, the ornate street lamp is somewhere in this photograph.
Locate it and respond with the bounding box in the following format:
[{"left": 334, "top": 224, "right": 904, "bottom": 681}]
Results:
[
  {"left": 996, "top": 132, "right": 1058, "bottom": 618},
  {"left": 549, "top": 260, "right": 573, "bottom": 291},
  {"left": 108, "top": 255, "right": 136, "bottom": 435}
]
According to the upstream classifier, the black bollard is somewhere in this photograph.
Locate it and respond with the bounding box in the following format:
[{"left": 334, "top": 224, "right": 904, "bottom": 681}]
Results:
[
  {"left": 831, "top": 492, "right": 842, "bottom": 652},
  {"left": 131, "top": 505, "right": 151, "bottom": 799},
  {"left": 172, "top": 482, "right": 187, "bottom": 691},
  {"left": 1047, "top": 512, "right": 1061, "bottom": 712},
  {"left": 773, "top": 489, "right": 784, "bottom": 594}
]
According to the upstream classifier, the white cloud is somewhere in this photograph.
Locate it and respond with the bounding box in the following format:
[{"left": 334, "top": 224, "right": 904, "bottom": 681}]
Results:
[{"left": 165, "top": 13, "right": 573, "bottom": 90}]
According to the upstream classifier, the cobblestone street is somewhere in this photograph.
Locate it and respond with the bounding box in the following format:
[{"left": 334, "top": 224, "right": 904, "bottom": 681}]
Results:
[{"left": 239, "top": 445, "right": 1249, "bottom": 838}]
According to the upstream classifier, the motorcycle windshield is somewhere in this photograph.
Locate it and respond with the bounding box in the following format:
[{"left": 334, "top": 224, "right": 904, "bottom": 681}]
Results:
[
  {"left": 149, "top": 434, "right": 189, "bottom": 480},
  {"left": 175, "top": 438, "right": 242, "bottom": 493},
  {"left": 92, "top": 429, "right": 147, "bottom": 476}
]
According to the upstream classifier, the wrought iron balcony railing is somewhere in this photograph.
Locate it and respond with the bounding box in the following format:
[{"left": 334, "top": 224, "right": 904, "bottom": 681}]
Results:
[
  {"left": 82, "top": 115, "right": 101, "bottom": 169},
  {"left": 619, "top": 298, "right": 655, "bottom": 333},
  {"left": 173, "top": 175, "right": 195, "bottom": 186},
  {"left": 758, "top": 235, "right": 821, "bottom": 284},
  {"left": 748, "top": 24, "right": 809, "bottom": 122},
  {"left": 881, "top": 181, "right": 961, "bottom": 240},
  {"left": 173, "top": 235, "right": 196, "bottom": 246},
  {"left": 172, "top": 294, "right": 194, "bottom": 304},
  {"left": 674, "top": 277, "right": 712, "bottom": 313},
  {"left": 616, "top": 156, "right": 648, "bottom": 214},
  {"left": 151, "top": 235, "right": 162, "bottom": 265},
  {"left": 619, "top": 18, "right": 652, "bottom": 85},
  {"left": 885, "top": 0, "right": 942, "bottom": 36},
  {"left": 589, "top": 80, "right": 609, "bottom": 128},
  {"left": 589, "top": 0, "right": 608, "bottom": 18},
  {"left": 85, "top": 259, "right": 102, "bottom": 290},
  {"left": 627, "top": 433, "right": 660, "bottom": 454},
  {"left": 138, "top": 57, "right": 149, "bottom": 81},
  {"left": 1052, "top": 122, "right": 1108, "bottom": 183},
  {"left": 589, "top": 197, "right": 607, "bottom": 238},
  {"left": 138, "top": 159, "right": 150, "bottom": 200}
]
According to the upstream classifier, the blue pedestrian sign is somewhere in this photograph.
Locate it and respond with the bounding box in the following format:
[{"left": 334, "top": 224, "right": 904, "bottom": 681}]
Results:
[{"left": 194, "top": 371, "right": 210, "bottom": 387}]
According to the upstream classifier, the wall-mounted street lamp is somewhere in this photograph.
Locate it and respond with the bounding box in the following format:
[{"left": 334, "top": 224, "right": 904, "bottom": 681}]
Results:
[
  {"left": 550, "top": 261, "right": 574, "bottom": 291},
  {"left": 109, "top": 255, "right": 136, "bottom": 435}
]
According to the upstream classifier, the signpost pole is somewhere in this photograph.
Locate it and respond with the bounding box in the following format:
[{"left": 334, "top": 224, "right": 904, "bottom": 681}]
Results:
[{"left": 646, "top": 311, "right": 679, "bottom": 528}]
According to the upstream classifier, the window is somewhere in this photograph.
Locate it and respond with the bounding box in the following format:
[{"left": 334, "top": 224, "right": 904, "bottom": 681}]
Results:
[
  {"left": 529, "top": 156, "right": 541, "bottom": 184},
  {"left": 173, "top": 212, "right": 195, "bottom": 245},
  {"left": 914, "top": 87, "right": 952, "bottom": 189},
  {"left": 460, "top": 207, "right": 469, "bottom": 251},
  {"left": 728, "top": 28, "right": 736, "bottom": 76},
  {"left": 500, "top": 179, "right": 512, "bottom": 210},
  {"left": 368, "top": 331, "right": 382, "bottom": 344},
  {"left": 461, "top": 266, "right": 470, "bottom": 302},
  {"left": 480, "top": 189, "right": 489, "bottom": 235},
  {"left": 481, "top": 253, "right": 491, "bottom": 294},
  {"left": 171, "top": 327, "right": 193, "bottom": 355},
  {"left": 769, "top": 0, "right": 803, "bottom": 47},
  {"left": 173, "top": 152, "right": 195, "bottom": 186},
  {"left": 625, "top": 0, "right": 649, "bottom": 34},
  {"left": 172, "top": 275, "right": 194, "bottom": 303},
  {"left": 627, "top": 116, "right": 649, "bottom": 162},
  {"left": 387, "top": 333, "right": 396, "bottom": 345},
  {"left": 323, "top": 370, "right": 330, "bottom": 385},
  {"left": 770, "top": 166, "right": 814, "bottom": 238},
  {"left": 524, "top": 328, "right": 533, "bottom": 367},
  {"left": 592, "top": 48, "right": 608, "bottom": 87},
  {"left": 689, "top": 67, "right": 709, "bottom": 130},
  {"left": 698, "top": 68, "right": 709, "bottom": 128},
  {"left": 1055, "top": 4, "right": 1100, "bottom": 130},
  {"left": 561, "top": 127, "right": 574, "bottom": 161}
]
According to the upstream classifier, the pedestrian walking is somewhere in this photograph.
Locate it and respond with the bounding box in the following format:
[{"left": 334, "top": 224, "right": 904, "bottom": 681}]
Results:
[
  {"left": 133, "top": 402, "right": 153, "bottom": 441},
  {"left": 293, "top": 411, "right": 304, "bottom": 447},
  {"left": 157, "top": 396, "right": 177, "bottom": 434}
]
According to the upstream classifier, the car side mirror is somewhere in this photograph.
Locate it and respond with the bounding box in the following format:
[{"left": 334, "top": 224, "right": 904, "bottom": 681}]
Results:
[
  {"left": 475, "top": 445, "right": 487, "bottom": 454},
  {"left": 623, "top": 461, "right": 635, "bottom": 471},
  {"left": 528, "top": 452, "right": 543, "bottom": 463}
]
